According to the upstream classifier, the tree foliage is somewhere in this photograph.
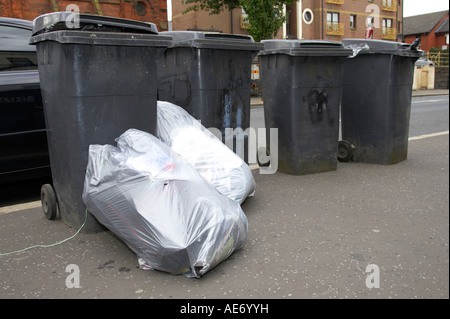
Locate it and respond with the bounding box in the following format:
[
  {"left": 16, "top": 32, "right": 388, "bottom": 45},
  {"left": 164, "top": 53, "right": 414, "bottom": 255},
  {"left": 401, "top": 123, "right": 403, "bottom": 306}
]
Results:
[
  {"left": 182, "top": 0, "right": 294, "bottom": 42},
  {"left": 182, "top": 0, "right": 241, "bottom": 15}
]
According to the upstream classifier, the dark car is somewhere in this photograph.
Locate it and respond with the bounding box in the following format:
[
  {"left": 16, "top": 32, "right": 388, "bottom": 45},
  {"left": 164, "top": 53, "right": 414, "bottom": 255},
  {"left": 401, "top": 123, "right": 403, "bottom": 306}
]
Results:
[{"left": 0, "top": 17, "right": 50, "bottom": 184}]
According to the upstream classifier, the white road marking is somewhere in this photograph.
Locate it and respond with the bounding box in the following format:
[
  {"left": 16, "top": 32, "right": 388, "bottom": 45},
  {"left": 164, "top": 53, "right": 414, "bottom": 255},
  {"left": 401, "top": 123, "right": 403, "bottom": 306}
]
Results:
[{"left": 409, "top": 131, "right": 449, "bottom": 141}]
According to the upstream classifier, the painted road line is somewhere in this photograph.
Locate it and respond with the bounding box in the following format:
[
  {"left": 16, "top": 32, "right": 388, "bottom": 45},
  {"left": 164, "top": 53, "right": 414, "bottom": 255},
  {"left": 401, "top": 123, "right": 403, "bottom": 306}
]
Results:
[
  {"left": 412, "top": 99, "right": 448, "bottom": 104},
  {"left": 409, "top": 131, "right": 449, "bottom": 141}
]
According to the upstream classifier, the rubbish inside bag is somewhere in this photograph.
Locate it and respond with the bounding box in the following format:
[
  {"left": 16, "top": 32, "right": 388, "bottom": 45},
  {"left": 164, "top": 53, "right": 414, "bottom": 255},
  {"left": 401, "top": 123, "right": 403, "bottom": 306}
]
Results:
[
  {"left": 82, "top": 129, "right": 248, "bottom": 278},
  {"left": 157, "top": 101, "right": 256, "bottom": 204}
]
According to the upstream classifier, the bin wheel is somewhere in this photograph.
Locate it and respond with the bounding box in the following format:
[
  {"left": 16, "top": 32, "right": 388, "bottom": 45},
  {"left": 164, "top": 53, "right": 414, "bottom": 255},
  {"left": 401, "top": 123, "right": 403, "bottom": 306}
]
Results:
[
  {"left": 338, "top": 140, "right": 355, "bottom": 162},
  {"left": 41, "top": 184, "right": 57, "bottom": 220}
]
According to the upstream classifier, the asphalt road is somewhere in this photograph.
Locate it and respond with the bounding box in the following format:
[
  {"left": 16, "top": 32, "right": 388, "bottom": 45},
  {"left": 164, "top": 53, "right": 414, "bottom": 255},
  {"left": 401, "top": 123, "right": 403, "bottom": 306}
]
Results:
[
  {"left": 409, "top": 95, "right": 449, "bottom": 137},
  {"left": 250, "top": 94, "right": 449, "bottom": 138},
  {"left": 0, "top": 95, "right": 448, "bottom": 301}
]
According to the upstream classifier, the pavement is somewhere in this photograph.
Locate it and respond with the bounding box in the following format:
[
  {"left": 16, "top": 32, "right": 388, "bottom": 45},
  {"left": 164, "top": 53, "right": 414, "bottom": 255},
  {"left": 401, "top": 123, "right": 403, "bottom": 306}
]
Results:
[{"left": 0, "top": 90, "right": 448, "bottom": 301}]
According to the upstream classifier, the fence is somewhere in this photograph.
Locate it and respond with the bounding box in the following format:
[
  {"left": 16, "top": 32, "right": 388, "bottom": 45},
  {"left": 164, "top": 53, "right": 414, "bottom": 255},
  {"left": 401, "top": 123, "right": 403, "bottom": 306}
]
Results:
[{"left": 427, "top": 51, "right": 449, "bottom": 66}]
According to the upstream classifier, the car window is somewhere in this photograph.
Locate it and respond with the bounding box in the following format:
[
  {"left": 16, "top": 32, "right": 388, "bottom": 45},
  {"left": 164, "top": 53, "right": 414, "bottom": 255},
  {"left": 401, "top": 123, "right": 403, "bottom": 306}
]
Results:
[{"left": 0, "top": 25, "right": 37, "bottom": 72}]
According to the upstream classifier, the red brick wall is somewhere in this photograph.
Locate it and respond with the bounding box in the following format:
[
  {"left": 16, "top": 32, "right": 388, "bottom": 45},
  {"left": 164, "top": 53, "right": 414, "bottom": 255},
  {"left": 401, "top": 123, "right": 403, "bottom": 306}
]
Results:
[{"left": 0, "top": 0, "right": 168, "bottom": 31}]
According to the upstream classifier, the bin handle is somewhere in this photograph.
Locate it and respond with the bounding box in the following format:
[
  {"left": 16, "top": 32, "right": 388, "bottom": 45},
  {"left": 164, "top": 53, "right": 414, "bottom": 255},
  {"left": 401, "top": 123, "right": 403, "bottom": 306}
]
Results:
[{"left": 408, "top": 37, "right": 420, "bottom": 50}]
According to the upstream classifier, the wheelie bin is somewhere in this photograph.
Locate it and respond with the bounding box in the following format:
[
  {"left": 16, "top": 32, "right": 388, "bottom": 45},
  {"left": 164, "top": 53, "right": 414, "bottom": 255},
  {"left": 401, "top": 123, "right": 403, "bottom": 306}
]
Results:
[
  {"left": 30, "top": 12, "right": 171, "bottom": 232},
  {"left": 156, "top": 31, "right": 263, "bottom": 162},
  {"left": 259, "top": 40, "right": 352, "bottom": 175},
  {"left": 340, "top": 39, "right": 421, "bottom": 164}
]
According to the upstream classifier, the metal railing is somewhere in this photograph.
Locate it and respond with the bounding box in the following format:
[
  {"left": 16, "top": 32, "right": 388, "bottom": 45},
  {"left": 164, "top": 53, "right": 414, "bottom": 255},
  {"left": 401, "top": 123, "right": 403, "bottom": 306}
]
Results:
[
  {"left": 326, "top": 23, "right": 344, "bottom": 36},
  {"left": 382, "top": 27, "right": 396, "bottom": 40},
  {"left": 326, "top": 0, "right": 344, "bottom": 4},
  {"left": 382, "top": 0, "right": 397, "bottom": 11}
]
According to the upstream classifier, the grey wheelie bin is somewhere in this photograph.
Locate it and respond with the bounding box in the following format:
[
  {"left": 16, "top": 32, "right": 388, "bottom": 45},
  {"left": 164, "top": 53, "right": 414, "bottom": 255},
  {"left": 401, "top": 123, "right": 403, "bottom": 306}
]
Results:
[
  {"left": 29, "top": 13, "right": 171, "bottom": 233},
  {"left": 259, "top": 40, "right": 352, "bottom": 175},
  {"left": 340, "top": 39, "right": 421, "bottom": 164},
  {"left": 157, "top": 32, "right": 263, "bottom": 162}
]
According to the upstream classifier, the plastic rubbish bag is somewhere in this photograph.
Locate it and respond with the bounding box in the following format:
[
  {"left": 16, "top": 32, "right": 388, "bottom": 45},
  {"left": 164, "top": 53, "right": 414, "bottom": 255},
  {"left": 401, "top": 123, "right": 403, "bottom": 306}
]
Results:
[
  {"left": 82, "top": 129, "right": 248, "bottom": 278},
  {"left": 157, "top": 101, "right": 256, "bottom": 204}
]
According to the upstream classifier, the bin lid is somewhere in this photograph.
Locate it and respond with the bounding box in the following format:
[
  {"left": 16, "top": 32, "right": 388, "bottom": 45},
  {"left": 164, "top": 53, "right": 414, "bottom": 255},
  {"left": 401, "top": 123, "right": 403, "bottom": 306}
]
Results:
[
  {"left": 31, "top": 12, "right": 158, "bottom": 36},
  {"left": 259, "top": 39, "right": 353, "bottom": 57},
  {"left": 342, "top": 39, "right": 421, "bottom": 57},
  {"left": 29, "top": 30, "right": 172, "bottom": 47},
  {"left": 160, "top": 31, "right": 263, "bottom": 51}
]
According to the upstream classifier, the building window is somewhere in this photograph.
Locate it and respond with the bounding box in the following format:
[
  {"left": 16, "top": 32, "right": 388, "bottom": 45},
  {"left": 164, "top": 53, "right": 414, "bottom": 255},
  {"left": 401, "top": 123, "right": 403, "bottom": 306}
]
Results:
[
  {"left": 382, "top": 18, "right": 393, "bottom": 30},
  {"left": 382, "top": 18, "right": 396, "bottom": 39},
  {"left": 382, "top": 0, "right": 397, "bottom": 11},
  {"left": 327, "top": 12, "right": 339, "bottom": 25},
  {"left": 303, "top": 9, "right": 314, "bottom": 24},
  {"left": 327, "top": 12, "right": 343, "bottom": 35},
  {"left": 350, "top": 15, "right": 357, "bottom": 29},
  {"left": 136, "top": 1, "right": 147, "bottom": 16}
]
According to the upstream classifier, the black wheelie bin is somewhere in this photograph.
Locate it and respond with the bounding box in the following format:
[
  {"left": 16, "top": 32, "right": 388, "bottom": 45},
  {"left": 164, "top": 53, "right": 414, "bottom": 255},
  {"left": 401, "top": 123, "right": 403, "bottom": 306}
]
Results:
[
  {"left": 259, "top": 40, "right": 352, "bottom": 175},
  {"left": 156, "top": 31, "right": 263, "bottom": 162},
  {"left": 340, "top": 39, "right": 421, "bottom": 164},
  {"left": 29, "top": 12, "right": 171, "bottom": 232}
]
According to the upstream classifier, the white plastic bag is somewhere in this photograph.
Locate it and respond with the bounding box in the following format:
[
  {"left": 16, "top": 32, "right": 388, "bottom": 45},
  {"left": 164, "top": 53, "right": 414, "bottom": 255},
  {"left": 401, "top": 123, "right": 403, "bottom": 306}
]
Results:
[
  {"left": 82, "top": 129, "right": 248, "bottom": 278},
  {"left": 157, "top": 101, "right": 256, "bottom": 204}
]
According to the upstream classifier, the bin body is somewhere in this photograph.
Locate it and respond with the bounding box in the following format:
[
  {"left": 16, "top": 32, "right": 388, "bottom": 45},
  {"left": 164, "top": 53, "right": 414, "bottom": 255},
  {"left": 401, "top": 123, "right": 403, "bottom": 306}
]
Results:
[
  {"left": 341, "top": 39, "right": 421, "bottom": 164},
  {"left": 260, "top": 40, "right": 352, "bottom": 175},
  {"left": 30, "top": 13, "right": 170, "bottom": 232},
  {"left": 157, "top": 32, "right": 262, "bottom": 162}
]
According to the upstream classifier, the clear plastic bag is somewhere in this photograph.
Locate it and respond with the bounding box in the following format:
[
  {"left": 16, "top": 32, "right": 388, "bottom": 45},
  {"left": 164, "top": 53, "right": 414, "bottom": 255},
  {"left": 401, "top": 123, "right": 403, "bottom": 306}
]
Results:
[
  {"left": 82, "top": 129, "right": 248, "bottom": 278},
  {"left": 157, "top": 101, "right": 256, "bottom": 204}
]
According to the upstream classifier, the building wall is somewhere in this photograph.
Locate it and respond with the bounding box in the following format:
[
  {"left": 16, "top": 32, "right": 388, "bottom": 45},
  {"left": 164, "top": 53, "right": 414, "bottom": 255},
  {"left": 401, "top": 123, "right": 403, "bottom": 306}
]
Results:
[
  {"left": 0, "top": 0, "right": 168, "bottom": 31},
  {"left": 294, "top": 0, "right": 401, "bottom": 41},
  {"left": 171, "top": 0, "right": 402, "bottom": 41}
]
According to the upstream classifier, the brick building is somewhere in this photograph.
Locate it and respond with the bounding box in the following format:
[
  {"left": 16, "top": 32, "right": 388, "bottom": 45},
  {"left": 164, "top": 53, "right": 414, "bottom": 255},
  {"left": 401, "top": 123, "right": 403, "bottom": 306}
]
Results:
[
  {"left": 403, "top": 10, "right": 449, "bottom": 51},
  {"left": 0, "top": 0, "right": 168, "bottom": 31},
  {"left": 286, "top": 0, "right": 402, "bottom": 41},
  {"left": 171, "top": 0, "right": 402, "bottom": 41}
]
